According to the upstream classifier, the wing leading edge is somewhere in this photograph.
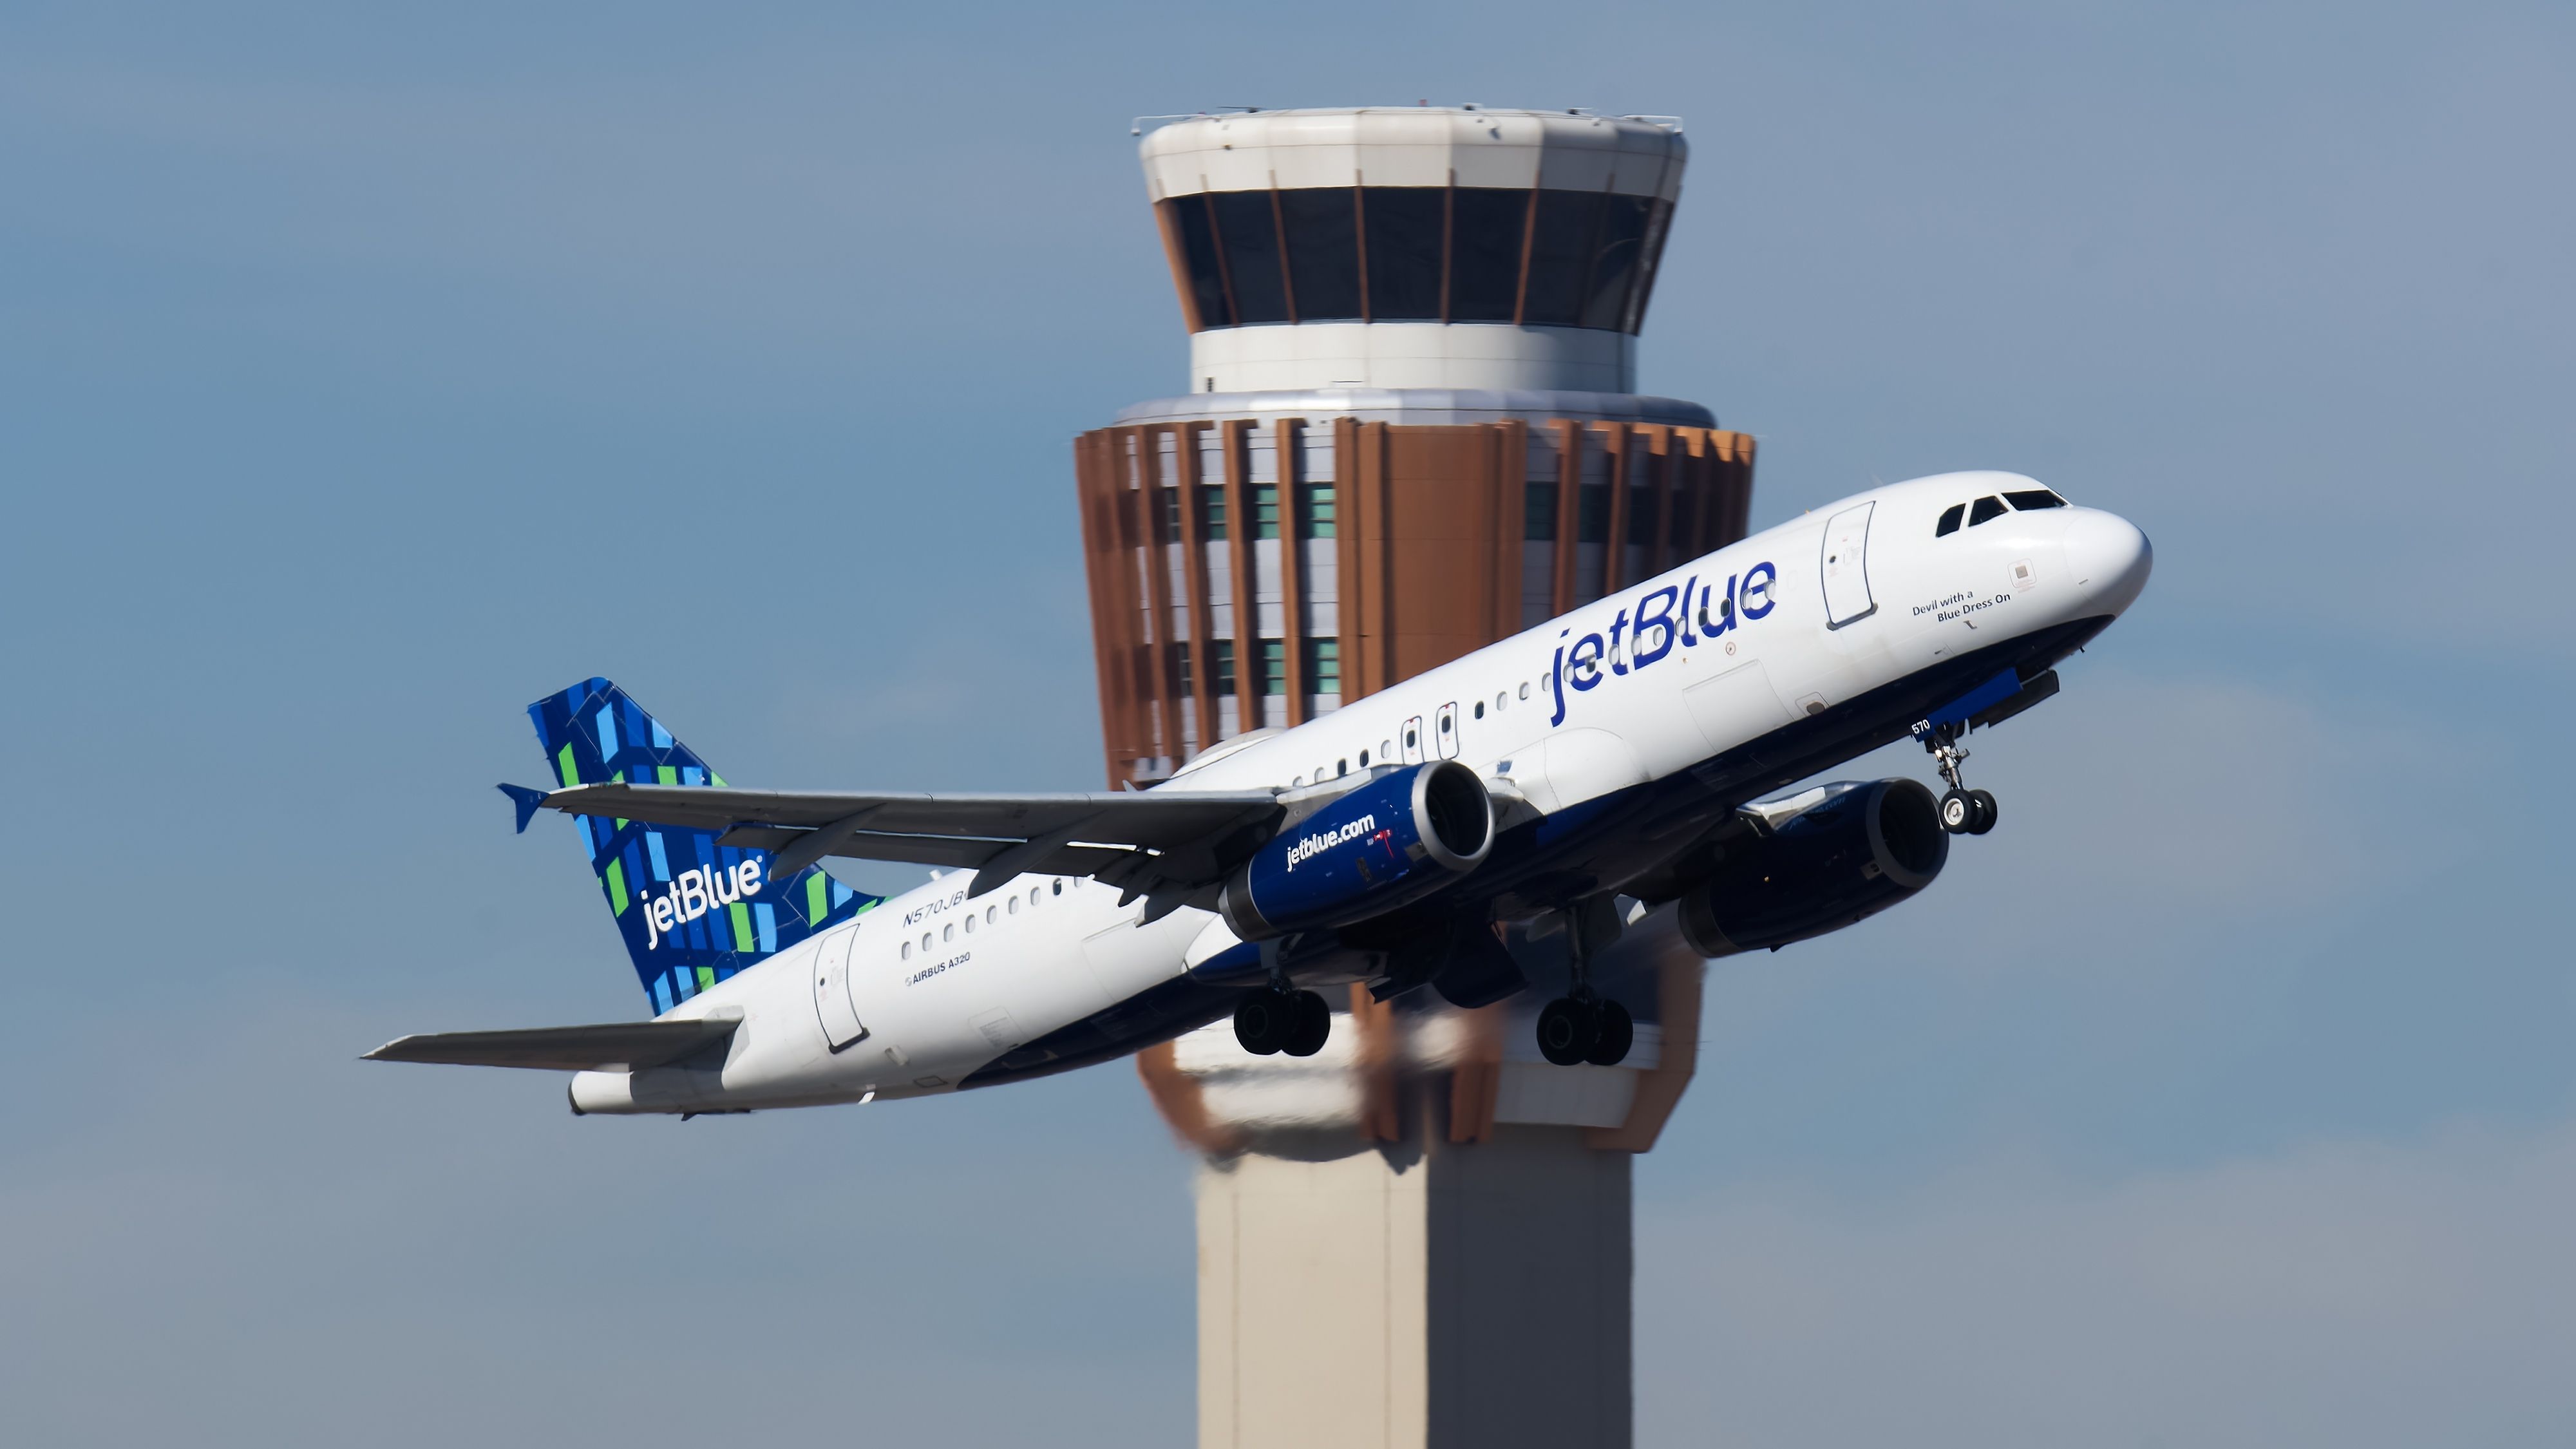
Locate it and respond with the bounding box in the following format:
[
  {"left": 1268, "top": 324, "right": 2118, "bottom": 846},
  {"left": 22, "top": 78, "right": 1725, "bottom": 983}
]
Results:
[{"left": 526, "top": 784, "right": 1285, "bottom": 902}]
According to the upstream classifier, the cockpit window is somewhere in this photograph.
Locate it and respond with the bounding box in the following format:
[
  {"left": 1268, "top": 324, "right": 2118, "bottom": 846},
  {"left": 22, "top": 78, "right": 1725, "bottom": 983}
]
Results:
[
  {"left": 1935, "top": 504, "right": 1965, "bottom": 537},
  {"left": 1968, "top": 495, "right": 2007, "bottom": 526},
  {"left": 2005, "top": 489, "right": 2067, "bottom": 510}
]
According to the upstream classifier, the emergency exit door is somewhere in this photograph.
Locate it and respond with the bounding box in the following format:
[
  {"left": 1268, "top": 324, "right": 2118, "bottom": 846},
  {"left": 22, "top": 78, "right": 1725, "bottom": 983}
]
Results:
[
  {"left": 1821, "top": 501, "right": 1878, "bottom": 629},
  {"left": 811, "top": 928, "right": 867, "bottom": 1050}
]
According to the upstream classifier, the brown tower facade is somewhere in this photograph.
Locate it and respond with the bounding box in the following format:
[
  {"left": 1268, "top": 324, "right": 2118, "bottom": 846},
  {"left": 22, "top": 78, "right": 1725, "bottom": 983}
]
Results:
[{"left": 1077, "top": 412, "right": 1753, "bottom": 788}]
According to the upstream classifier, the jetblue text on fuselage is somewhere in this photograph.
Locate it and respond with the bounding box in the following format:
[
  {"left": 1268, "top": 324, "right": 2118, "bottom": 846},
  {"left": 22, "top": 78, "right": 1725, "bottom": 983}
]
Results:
[{"left": 1548, "top": 564, "right": 1778, "bottom": 725}]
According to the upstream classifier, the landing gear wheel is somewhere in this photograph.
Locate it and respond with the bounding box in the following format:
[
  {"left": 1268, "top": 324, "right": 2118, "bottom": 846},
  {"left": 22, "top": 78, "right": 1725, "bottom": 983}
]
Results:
[
  {"left": 1537, "top": 996, "right": 1600, "bottom": 1066},
  {"left": 1281, "top": 989, "right": 1332, "bottom": 1057},
  {"left": 1939, "top": 788, "right": 1976, "bottom": 835},
  {"left": 1233, "top": 990, "right": 1298, "bottom": 1056},
  {"left": 1966, "top": 788, "right": 1999, "bottom": 835},
  {"left": 1584, "top": 999, "right": 1634, "bottom": 1066}
]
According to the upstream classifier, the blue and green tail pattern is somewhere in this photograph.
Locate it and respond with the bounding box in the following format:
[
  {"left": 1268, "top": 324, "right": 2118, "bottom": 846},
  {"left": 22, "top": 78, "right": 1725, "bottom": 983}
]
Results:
[{"left": 511, "top": 677, "right": 877, "bottom": 1014}]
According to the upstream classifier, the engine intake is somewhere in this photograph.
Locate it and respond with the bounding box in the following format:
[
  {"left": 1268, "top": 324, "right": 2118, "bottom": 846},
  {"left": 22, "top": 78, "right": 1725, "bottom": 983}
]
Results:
[
  {"left": 1678, "top": 777, "right": 1947, "bottom": 957},
  {"left": 1220, "top": 761, "right": 1493, "bottom": 940}
]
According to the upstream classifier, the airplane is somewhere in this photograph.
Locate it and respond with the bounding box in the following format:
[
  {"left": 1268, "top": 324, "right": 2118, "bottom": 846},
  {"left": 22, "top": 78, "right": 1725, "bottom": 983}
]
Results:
[{"left": 366, "top": 471, "right": 2150, "bottom": 1115}]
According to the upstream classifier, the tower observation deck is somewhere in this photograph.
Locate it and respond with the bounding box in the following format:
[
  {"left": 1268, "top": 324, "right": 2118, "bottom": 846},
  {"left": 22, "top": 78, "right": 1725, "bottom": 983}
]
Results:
[{"left": 1077, "top": 106, "right": 1757, "bottom": 788}]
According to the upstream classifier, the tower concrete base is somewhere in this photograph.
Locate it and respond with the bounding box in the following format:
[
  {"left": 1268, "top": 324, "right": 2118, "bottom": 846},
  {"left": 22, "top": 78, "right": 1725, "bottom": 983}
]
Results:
[{"left": 1195, "top": 1120, "right": 1631, "bottom": 1449}]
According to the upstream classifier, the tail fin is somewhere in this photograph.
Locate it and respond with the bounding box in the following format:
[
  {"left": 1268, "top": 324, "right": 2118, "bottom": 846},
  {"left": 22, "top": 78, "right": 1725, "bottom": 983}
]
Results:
[{"left": 514, "top": 677, "right": 878, "bottom": 1014}]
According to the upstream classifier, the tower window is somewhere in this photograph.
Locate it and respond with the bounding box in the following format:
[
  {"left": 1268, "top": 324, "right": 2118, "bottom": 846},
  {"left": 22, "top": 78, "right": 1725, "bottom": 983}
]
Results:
[
  {"left": 1524, "top": 481, "right": 1558, "bottom": 542},
  {"left": 1297, "top": 483, "right": 1336, "bottom": 538},
  {"left": 1304, "top": 638, "right": 1340, "bottom": 694}
]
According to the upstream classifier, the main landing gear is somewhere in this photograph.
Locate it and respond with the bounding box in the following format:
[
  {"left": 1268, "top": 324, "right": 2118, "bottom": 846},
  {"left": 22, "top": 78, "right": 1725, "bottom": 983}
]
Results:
[
  {"left": 1535, "top": 900, "right": 1633, "bottom": 1068},
  {"left": 1921, "top": 722, "right": 1998, "bottom": 835},
  {"left": 1235, "top": 984, "right": 1331, "bottom": 1057}
]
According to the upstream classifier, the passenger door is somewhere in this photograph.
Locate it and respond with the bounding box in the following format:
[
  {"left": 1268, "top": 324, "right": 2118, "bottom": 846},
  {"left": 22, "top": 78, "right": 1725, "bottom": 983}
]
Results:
[
  {"left": 811, "top": 928, "right": 868, "bottom": 1051},
  {"left": 1820, "top": 501, "right": 1878, "bottom": 629}
]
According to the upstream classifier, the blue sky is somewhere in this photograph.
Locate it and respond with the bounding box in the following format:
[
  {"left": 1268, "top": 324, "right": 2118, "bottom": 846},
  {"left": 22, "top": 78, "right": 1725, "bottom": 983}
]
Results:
[{"left": 3, "top": 3, "right": 2570, "bottom": 1444}]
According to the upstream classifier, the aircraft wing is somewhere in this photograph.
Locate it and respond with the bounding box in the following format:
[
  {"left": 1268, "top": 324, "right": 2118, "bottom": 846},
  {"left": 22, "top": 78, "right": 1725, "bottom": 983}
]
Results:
[
  {"left": 363, "top": 1019, "right": 737, "bottom": 1071},
  {"left": 527, "top": 784, "right": 1285, "bottom": 900}
]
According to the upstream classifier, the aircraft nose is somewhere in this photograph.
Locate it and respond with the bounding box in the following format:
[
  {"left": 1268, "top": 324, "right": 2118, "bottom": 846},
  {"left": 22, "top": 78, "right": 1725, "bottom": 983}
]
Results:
[{"left": 2063, "top": 509, "right": 2152, "bottom": 615}]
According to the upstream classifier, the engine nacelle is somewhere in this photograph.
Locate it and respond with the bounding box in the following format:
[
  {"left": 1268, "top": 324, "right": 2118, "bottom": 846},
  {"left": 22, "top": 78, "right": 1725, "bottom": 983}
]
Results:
[
  {"left": 1220, "top": 761, "right": 1493, "bottom": 940},
  {"left": 1677, "top": 778, "right": 1948, "bottom": 958}
]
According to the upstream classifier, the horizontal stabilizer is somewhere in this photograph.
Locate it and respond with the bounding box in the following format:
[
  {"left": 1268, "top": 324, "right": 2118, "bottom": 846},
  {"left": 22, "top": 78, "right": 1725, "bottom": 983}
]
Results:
[
  {"left": 363, "top": 1019, "right": 737, "bottom": 1072},
  {"left": 496, "top": 782, "right": 550, "bottom": 834}
]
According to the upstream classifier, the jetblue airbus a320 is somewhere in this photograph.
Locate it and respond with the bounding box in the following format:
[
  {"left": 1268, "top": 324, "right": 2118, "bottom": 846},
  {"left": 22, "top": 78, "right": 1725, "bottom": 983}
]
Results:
[{"left": 368, "top": 471, "right": 2150, "bottom": 1113}]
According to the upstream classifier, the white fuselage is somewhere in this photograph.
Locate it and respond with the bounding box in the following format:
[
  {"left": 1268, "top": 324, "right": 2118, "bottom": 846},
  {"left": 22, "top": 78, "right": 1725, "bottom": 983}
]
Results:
[{"left": 569, "top": 473, "right": 2150, "bottom": 1115}]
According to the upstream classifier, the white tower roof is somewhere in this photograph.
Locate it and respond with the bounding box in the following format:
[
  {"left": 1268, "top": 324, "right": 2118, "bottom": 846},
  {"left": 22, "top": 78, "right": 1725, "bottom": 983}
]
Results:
[{"left": 1135, "top": 107, "right": 1691, "bottom": 395}]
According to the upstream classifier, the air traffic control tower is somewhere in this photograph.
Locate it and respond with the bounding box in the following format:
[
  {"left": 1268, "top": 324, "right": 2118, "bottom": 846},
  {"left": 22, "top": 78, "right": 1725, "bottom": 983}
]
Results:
[{"left": 1072, "top": 108, "right": 1754, "bottom": 1449}]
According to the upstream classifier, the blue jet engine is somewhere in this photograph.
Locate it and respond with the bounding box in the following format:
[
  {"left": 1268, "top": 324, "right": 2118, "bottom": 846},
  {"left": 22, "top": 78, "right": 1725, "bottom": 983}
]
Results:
[
  {"left": 1220, "top": 761, "right": 1494, "bottom": 940},
  {"left": 1676, "top": 778, "right": 1949, "bottom": 957}
]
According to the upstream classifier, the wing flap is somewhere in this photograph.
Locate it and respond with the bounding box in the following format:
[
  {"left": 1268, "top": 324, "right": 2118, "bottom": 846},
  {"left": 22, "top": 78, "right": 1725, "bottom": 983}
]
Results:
[{"left": 363, "top": 1019, "right": 737, "bottom": 1072}]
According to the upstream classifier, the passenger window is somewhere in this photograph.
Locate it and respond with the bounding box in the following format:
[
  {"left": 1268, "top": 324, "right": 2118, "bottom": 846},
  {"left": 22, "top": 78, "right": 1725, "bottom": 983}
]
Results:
[
  {"left": 1051, "top": 880, "right": 1062, "bottom": 895},
  {"left": 985, "top": 905, "right": 997, "bottom": 924},
  {"left": 2004, "top": 489, "right": 2067, "bottom": 510},
  {"left": 1937, "top": 504, "right": 1965, "bottom": 537},
  {"left": 1518, "top": 682, "right": 1530, "bottom": 700},
  {"left": 943, "top": 923, "right": 954, "bottom": 942},
  {"left": 1359, "top": 750, "right": 1370, "bottom": 767},
  {"left": 1008, "top": 896, "right": 1019, "bottom": 915},
  {"left": 1969, "top": 496, "right": 2007, "bottom": 526},
  {"left": 1473, "top": 701, "right": 1484, "bottom": 719},
  {"left": 920, "top": 933, "right": 932, "bottom": 951},
  {"left": 901, "top": 942, "right": 913, "bottom": 960},
  {"left": 1293, "top": 773, "right": 1305, "bottom": 786},
  {"left": 963, "top": 915, "right": 975, "bottom": 934},
  {"left": 1338, "top": 759, "right": 1349, "bottom": 776}
]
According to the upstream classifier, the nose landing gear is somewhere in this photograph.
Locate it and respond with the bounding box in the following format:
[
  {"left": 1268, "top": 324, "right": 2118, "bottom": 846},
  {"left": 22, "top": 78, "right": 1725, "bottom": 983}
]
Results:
[{"left": 1921, "top": 723, "right": 1998, "bottom": 835}]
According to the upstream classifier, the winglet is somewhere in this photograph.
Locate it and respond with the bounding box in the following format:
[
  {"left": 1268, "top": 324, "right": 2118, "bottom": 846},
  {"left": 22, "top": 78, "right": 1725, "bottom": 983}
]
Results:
[{"left": 497, "top": 783, "right": 551, "bottom": 834}]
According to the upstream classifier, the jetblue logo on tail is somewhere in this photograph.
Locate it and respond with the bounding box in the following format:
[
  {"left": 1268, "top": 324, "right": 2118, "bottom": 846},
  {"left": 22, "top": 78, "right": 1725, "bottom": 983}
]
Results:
[{"left": 643, "top": 859, "right": 766, "bottom": 951}]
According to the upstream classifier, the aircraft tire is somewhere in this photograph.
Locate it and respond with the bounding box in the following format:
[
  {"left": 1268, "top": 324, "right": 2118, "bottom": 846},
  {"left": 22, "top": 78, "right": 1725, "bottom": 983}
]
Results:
[
  {"left": 1282, "top": 990, "right": 1332, "bottom": 1057},
  {"left": 1939, "top": 788, "right": 1975, "bottom": 834},
  {"left": 1584, "top": 1000, "right": 1634, "bottom": 1066},
  {"left": 1537, "top": 997, "right": 1599, "bottom": 1066},
  {"left": 1967, "top": 789, "right": 1998, "bottom": 835},
  {"left": 1234, "top": 991, "right": 1294, "bottom": 1056}
]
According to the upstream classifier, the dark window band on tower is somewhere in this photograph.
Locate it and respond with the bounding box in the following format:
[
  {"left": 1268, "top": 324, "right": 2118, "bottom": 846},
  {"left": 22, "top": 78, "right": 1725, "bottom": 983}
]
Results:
[
  {"left": 1158, "top": 185, "right": 1673, "bottom": 337},
  {"left": 1279, "top": 188, "right": 1362, "bottom": 321},
  {"left": 1446, "top": 188, "right": 1526, "bottom": 322},
  {"left": 1209, "top": 191, "right": 1290, "bottom": 325}
]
